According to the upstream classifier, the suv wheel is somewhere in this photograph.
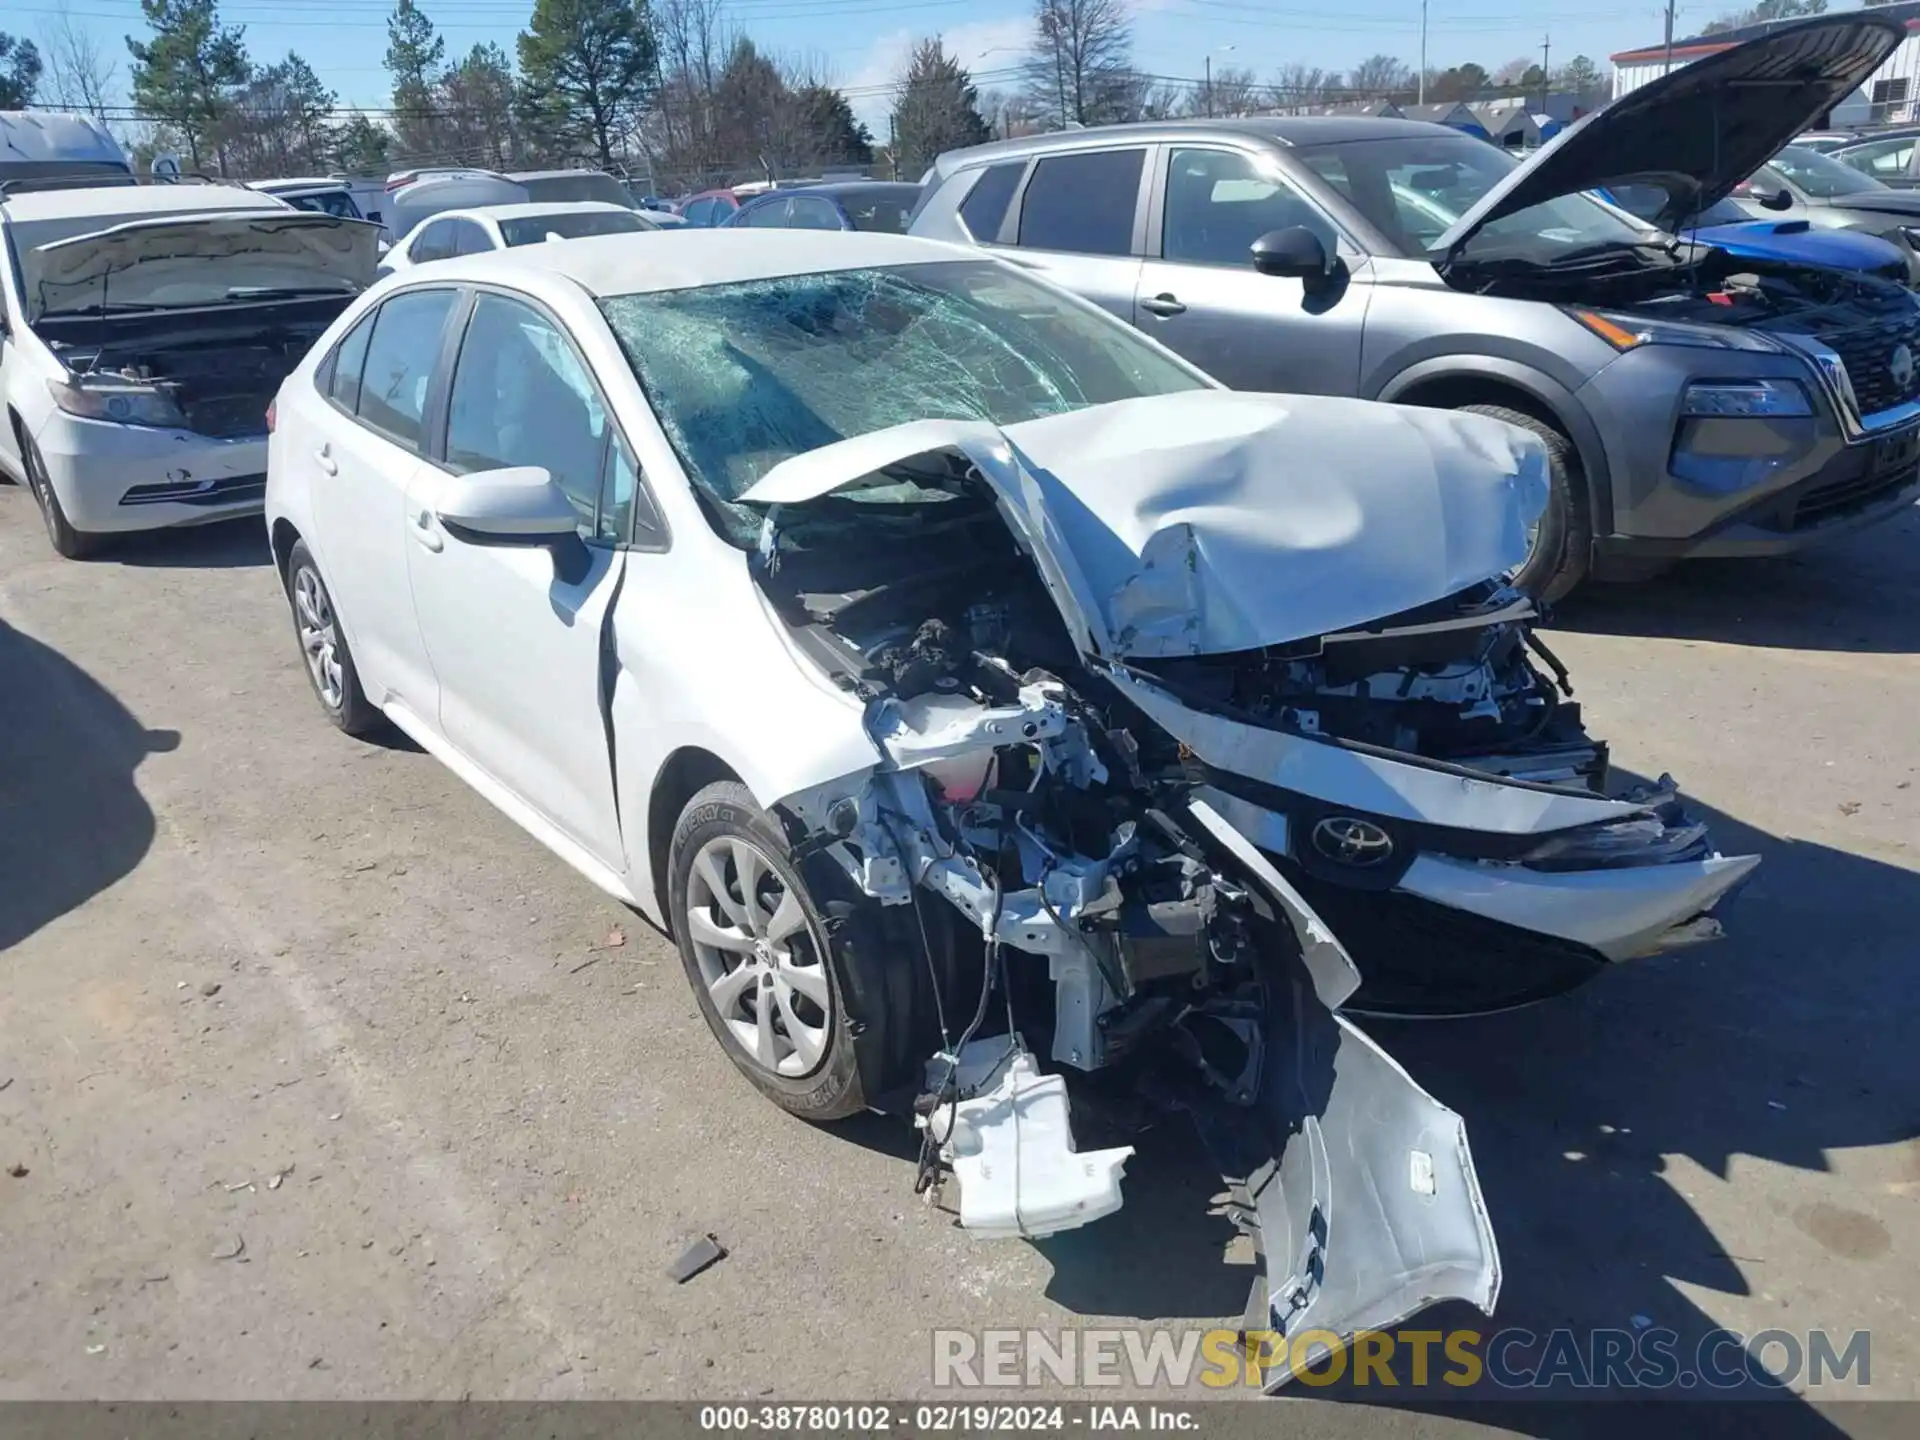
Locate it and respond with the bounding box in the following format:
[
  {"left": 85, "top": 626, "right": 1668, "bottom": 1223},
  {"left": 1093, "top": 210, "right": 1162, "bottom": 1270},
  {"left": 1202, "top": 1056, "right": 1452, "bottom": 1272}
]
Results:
[
  {"left": 1459, "top": 404, "right": 1591, "bottom": 602},
  {"left": 668, "top": 780, "right": 868, "bottom": 1122}
]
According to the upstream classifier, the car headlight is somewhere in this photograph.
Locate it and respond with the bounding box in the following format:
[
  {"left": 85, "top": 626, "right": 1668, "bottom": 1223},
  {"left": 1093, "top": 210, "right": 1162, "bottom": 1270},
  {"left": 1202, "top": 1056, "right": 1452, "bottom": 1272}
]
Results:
[
  {"left": 1520, "top": 815, "right": 1709, "bottom": 870},
  {"left": 47, "top": 376, "right": 188, "bottom": 429},
  {"left": 1568, "top": 307, "right": 1782, "bottom": 354},
  {"left": 1681, "top": 379, "right": 1813, "bottom": 417}
]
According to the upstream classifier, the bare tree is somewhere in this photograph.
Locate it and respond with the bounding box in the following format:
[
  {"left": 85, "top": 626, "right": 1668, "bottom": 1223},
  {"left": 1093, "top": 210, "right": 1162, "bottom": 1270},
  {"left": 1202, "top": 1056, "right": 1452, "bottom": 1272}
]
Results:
[
  {"left": 1267, "top": 63, "right": 1338, "bottom": 113},
  {"left": 38, "top": 11, "right": 118, "bottom": 118},
  {"left": 1347, "top": 54, "right": 1413, "bottom": 100},
  {"left": 646, "top": 0, "right": 733, "bottom": 188},
  {"left": 1192, "top": 63, "right": 1259, "bottom": 117},
  {"left": 1023, "top": 0, "right": 1135, "bottom": 129}
]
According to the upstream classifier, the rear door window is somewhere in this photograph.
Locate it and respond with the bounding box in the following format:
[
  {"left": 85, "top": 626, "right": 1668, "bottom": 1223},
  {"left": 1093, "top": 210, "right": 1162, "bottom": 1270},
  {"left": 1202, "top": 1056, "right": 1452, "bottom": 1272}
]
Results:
[
  {"left": 744, "top": 199, "right": 790, "bottom": 227},
  {"left": 446, "top": 219, "right": 492, "bottom": 255},
  {"left": 959, "top": 162, "right": 1025, "bottom": 241},
  {"left": 1016, "top": 148, "right": 1146, "bottom": 256},
  {"left": 682, "top": 197, "right": 714, "bottom": 226},
  {"left": 326, "top": 309, "right": 377, "bottom": 412},
  {"left": 355, "top": 288, "right": 458, "bottom": 449},
  {"left": 787, "top": 197, "right": 843, "bottom": 230},
  {"left": 409, "top": 220, "right": 455, "bottom": 262}
]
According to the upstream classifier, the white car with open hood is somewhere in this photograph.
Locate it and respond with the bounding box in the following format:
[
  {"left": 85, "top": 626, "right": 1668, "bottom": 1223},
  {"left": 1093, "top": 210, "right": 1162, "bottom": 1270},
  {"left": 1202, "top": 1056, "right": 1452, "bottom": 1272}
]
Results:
[
  {"left": 0, "top": 183, "right": 380, "bottom": 557},
  {"left": 262, "top": 230, "right": 1757, "bottom": 1379}
]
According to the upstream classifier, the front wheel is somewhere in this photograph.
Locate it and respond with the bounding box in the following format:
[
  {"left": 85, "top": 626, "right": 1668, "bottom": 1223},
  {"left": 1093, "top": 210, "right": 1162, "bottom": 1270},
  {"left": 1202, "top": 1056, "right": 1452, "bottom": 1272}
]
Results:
[
  {"left": 21, "top": 434, "right": 103, "bottom": 560},
  {"left": 284, "top": 539, "right": 382, "bottom": 735},
  {"left": 667, "top": 781, "right": 868, "bottom": 1121},
  {"left": 1458, "top": 403, "right": 1592, "bottom": 602}
]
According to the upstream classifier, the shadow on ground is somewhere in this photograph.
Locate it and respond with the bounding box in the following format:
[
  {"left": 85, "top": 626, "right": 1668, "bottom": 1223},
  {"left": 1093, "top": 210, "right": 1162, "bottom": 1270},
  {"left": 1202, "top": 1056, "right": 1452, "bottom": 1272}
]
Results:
[
  {"left": 1017, "top": 778, "right": 1916, "bottom": 1433},
  {"left": 1552, "top": 503, "right": 1919, "bottom": 655},
  {"left": 108, "top": 517, "right": 271, "bottom": 570},
  {"left": 0, "top": 618, "right": 176, "bottom": 953}
]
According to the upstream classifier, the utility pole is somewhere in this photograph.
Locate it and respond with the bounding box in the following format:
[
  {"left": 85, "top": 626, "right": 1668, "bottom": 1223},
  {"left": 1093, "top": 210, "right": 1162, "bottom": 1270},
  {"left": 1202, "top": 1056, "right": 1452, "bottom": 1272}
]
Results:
[
  {"left": 1205, "top": 54, "right": 1213, "bottom": 118},
  {"left": 1418, "top": 0, "right": 1429, "bottom": 106},
  {"left": 1663, "top": 0, "right": 1677, "bottom": 76},
  {"left": 1540, "top": 33, "right": 1552, "bottom": 112}
]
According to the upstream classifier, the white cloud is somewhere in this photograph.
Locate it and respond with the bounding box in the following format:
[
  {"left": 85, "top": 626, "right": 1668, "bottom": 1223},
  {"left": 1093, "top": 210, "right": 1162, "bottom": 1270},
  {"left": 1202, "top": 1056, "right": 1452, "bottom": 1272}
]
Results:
[{"left": 841, "top": 16, "right": 1033, "bottom": 135}]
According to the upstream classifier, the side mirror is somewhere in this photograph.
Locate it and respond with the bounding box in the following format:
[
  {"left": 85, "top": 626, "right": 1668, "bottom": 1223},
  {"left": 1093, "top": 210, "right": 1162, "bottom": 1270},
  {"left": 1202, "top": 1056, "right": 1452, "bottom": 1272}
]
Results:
[
  {"left": 1755, "top": 187, "right": 1794, "bottom": 211},
  {"left": 435, "top": 466, "right": 580, "bottom": 544},
  {"left": 1251, "top": 226, "right": 1332, "bottom": 280}
]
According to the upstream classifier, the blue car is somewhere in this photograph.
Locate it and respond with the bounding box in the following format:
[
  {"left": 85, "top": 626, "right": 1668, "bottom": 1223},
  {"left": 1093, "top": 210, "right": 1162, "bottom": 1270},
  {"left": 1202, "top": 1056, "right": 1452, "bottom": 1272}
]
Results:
[{"left": 1605, "top": 188, "right": 1912, "bottom": 281}]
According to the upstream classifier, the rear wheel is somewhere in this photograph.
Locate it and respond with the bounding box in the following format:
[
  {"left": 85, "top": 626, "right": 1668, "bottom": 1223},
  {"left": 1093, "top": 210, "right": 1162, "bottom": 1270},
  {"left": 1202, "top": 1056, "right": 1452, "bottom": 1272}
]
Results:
[
  {"left": 668, "top": 781, "right": 867, "bottom": 1121},
  {"left": 1458, "top": 403, "right": 1591, "bottom": 602},
  {"left": 21, "top": 433, "right": 103, "bottom": 560}
]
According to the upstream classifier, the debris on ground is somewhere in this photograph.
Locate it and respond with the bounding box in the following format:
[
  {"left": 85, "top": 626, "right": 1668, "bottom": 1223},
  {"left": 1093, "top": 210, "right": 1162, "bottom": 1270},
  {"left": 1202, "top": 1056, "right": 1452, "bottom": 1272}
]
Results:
[
  {"left": 200, "top": 981, "right": 222, "bottom": 997},
  {"left": 0, "top": 1077, "right": 13, "bottom": 1092},
  {"left": 1838, "top": 801, "right": 1862, "bottom": 816},
  {"left": 268, "top": 1165, "right": 294, "bottom": 1190},
  {"left": 211, "top": 1235, "right": 246, "bottom": 1260},
  {"left": 85, "top": 1345, "right": 105, "bottom": 1356},
  {"left": 568, "top": 955, "right": 602, "bottom": 975},
  {"left": 6, "top": 1163, "right": 28, "bottom": 1179},
  {"left": 666, "top": 1233, "right": 728, "bottom": 1284},
  {"left": 601, "top": 926, "right": 627, "bottom": 950}
]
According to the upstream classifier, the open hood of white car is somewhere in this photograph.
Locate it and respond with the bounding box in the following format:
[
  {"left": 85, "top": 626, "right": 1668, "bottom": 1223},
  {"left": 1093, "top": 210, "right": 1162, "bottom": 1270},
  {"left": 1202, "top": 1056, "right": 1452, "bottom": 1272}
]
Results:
[
  {"left": 741, "top": 391, "right": 1549, "bottom": 658},
  {"left": 23, "top": 211, "right": 380, "bottom": 321}
]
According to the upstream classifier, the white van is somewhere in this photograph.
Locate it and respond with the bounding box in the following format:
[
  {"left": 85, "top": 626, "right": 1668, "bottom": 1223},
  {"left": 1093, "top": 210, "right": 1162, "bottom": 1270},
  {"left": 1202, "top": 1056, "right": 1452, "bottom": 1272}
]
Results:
[{"left": 0, "top": 113, "right": 135, "bottom": 189}]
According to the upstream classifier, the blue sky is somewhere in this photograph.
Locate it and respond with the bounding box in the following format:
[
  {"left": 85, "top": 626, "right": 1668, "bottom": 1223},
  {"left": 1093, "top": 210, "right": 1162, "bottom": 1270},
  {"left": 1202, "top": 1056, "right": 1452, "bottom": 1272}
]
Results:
[{"left": 21, "top": 0, "right": 1726, "bottom": 133}]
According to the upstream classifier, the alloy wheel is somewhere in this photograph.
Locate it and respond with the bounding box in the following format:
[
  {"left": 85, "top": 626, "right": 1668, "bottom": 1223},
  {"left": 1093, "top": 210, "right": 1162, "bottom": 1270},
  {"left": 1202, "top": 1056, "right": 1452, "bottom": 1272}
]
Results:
[
  {"left": 684, "top": 835, "right": 832, "bottom": 1078},
  {"left": 292, "top": 565, "right": 345, "bottom": 710}
]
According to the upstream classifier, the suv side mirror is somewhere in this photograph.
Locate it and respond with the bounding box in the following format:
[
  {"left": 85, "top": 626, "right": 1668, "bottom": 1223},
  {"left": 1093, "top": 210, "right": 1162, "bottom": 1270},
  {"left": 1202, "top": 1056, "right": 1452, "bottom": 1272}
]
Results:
[
  {"left": 1752, "top": 186, "right": 1794, "bottom": 211},
  {"left": 1251, "top": 226, "right": 1332, "bottom": 280}
]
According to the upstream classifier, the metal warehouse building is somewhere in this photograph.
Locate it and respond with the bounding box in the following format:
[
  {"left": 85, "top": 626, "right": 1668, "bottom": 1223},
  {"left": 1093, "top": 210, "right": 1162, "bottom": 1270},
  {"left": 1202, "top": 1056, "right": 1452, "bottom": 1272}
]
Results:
[{"left": 1612, "top": 2, "right": 1920, "bottom": 125}]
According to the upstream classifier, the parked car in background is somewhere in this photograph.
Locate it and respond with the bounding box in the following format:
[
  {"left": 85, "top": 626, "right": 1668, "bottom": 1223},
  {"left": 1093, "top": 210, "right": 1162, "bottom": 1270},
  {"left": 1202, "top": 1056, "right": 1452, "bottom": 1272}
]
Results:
[
  {"left": 677, "top": 187, "right": 745, "bottom": 226},
  {"left": 1603, "top": 188, "right": 1914, "bottom": 281},
  {"left": 910, "top": 14, "right": 1920, "bottom": 599},
  {"left": 0, "top": 112, "right": 135, "bottom": 189},
  {"left": 386, "top": 173, "right": 530, "bottom": 239},
  {"left": 378, "top": 201, "right": 660, "bottom": 275},
  {"left": 1733, "top": 141, "right": 1920, "bottom": 246},
  {"left": 1, "top": 182, "right": 378, "bottom": 557},
  {"left": 508, "top": 169, "right": 639, "bottom": 209},
  {"left": 1794, "top": 128, "right": 1864, "bottom": 153},
  {"left": 1827, "top": 124, "right": 1920, "bottom": 186},
  {"left": 248, "top": 178, "right": 368, "bottom": 221},
  {"left": 722, "top": 181, "right": 924, "bottom": 233}
]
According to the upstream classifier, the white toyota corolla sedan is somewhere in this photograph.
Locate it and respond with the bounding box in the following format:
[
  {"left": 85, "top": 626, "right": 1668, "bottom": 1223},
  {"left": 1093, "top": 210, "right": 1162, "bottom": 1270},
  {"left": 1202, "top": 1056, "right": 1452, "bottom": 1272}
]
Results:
[{"left": 264, "top": 231, "right": 1756, "bottom": 1378}]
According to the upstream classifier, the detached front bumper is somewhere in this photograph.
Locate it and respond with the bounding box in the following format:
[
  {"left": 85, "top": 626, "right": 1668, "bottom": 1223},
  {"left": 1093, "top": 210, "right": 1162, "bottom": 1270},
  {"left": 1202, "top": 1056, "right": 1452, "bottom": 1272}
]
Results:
[{"left": 30, "top": 411, "right": 268, "bottom": 534}]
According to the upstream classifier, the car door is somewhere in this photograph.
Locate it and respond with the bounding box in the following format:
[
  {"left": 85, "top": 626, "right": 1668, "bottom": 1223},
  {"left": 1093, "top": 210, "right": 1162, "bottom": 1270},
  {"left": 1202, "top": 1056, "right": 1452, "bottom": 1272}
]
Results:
[
  {"left": 1134, "top": 145, "right": 1367, "bottom": 395},
  {"left": 998, "top": 146, "right": 1150, "bottom": 323},
  {"left": 402, "top": 288, "right": 628, "bottom": 869},
  {"left": 306, "top": 287, "right": 457, "bottom": 715}
]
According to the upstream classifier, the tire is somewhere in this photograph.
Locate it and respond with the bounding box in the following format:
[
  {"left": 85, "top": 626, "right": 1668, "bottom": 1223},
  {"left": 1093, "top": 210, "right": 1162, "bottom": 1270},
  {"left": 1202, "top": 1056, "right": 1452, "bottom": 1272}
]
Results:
[
  {"left": 668, "top": 780, "right": 868, "bottom": 1122},
  {"left": 1458, "top": 403, "right": 1592, "bottom": 603},
  {"left": 284, "top": 539, "right": 382, "bottom": 736},
  {"left": 21, "top": 433, "right": 103, "bottom": 560}
]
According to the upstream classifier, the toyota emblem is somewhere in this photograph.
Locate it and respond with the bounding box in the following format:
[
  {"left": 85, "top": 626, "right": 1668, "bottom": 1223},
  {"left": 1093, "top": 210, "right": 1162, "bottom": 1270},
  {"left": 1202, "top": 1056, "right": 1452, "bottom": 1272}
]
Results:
[
  {"left": 1310, "top": 816, "right": 1395, "bottom": 867},
  {"left": 1893, "top": 343, "right": 1915, "bottom": 393}
]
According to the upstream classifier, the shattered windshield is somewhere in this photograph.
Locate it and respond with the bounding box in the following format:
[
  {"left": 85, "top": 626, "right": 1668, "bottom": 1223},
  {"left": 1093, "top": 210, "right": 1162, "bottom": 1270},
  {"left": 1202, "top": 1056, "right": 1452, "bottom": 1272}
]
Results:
[{"left": 598, "top": 260, "right": 1207, "bottom": 543}]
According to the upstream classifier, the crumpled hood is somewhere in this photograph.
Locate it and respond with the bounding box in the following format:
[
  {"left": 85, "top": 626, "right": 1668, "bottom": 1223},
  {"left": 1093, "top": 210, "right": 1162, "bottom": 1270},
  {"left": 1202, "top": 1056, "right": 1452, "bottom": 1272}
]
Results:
[
  {"left": 741, "top": 390, "right": 1549, "bottom": 657},
  {"left": 23, "top": 211, "right": 379, "bottom": 321},
  {"left": 1436, "top": 13, "right": 1904, "bottom": 251}
]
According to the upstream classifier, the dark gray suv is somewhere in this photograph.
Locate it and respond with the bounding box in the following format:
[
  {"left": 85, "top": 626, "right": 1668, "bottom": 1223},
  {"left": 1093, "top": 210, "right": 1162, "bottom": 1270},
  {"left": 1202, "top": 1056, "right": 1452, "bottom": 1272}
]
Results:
[{"left": 909, "top": 14, "right": 1920, "bottom": 597}]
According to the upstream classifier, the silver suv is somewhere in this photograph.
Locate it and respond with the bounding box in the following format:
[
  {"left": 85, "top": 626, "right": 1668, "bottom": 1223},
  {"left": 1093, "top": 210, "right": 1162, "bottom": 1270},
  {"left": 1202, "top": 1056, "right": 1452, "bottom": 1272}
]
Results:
[{"left": 910, "top": 14, "right": 1920, "bottom": 598}]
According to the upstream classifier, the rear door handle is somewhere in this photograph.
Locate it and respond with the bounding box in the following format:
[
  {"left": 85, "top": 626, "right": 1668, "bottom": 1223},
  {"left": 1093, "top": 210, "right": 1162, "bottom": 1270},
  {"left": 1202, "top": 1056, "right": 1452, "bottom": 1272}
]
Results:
[
  {"left": 1140, "top": 293, "right": 1187, "bottom": 318},
  {"left": 411, "top": 508, "right": 443, "bottom": 553},
  {"left": 313, "top": 444, "right": 337, "bottom": 476}
]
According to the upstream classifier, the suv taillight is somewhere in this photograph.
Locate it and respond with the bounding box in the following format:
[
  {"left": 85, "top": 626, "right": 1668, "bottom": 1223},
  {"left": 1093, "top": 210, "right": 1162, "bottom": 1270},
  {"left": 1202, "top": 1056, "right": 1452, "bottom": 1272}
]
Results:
[{"left": 265, "top": 399, "right": 277, "bottom": 433}]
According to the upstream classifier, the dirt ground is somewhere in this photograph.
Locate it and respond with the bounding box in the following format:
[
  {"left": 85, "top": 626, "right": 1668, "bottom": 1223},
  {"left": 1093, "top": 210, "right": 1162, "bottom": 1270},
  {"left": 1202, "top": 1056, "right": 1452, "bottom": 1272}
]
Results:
[{"left": 1, "top": 487, "right": 1915, "bottom": 1435}]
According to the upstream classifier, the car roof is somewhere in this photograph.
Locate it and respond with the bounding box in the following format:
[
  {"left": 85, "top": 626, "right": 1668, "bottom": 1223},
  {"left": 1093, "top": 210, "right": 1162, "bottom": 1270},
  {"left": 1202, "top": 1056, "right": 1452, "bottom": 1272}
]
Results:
[
  {"left": 1833, "top": 126, "right": 1920, "bottom": 143},
  {"left": 249, "top": 176, "right": 346, "bottom": 191},
  {"left": 764, "top": 181, "right": 923, "bottom": 199},
  {"left": 0, "top": 182, "right": 289, "bottom": 224},
  {"left": 931, "top": 115, "right": 1457, "bottom": 172},
  {"left": 415, "top": 228, "right": 971, "bottom": 297},
  {"left": 428, "top": 201, "right": 638, "bottom": 224}
]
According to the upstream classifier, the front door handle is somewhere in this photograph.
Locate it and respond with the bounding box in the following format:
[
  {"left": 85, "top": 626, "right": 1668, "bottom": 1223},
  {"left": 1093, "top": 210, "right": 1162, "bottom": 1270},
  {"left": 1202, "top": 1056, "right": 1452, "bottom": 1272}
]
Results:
[
  {"left": 313, "top": 444, "right": 337, "bottom": 476},
  {"left": 1140, "top": 293, "right": 1187, "bottom": 318},
  {"left": 410, "top": 508, "right": 443, "bottom": 553}
]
